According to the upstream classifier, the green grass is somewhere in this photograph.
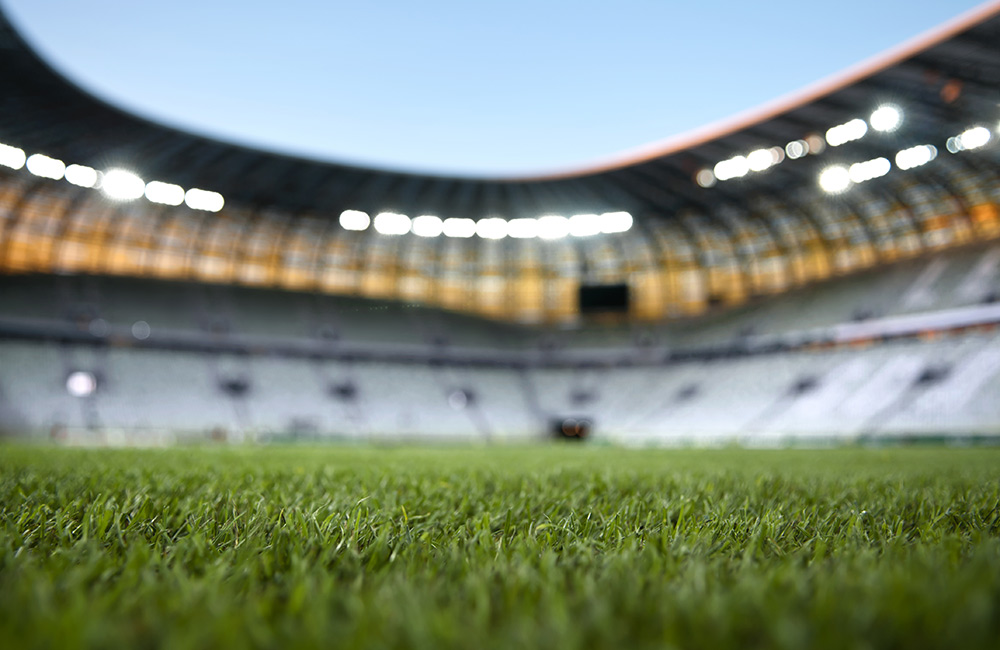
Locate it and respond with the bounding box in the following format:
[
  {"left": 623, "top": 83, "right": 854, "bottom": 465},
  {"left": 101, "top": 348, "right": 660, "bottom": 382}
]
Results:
[{"left": 1, "top": 445, "right": 999, "bottom": 650}]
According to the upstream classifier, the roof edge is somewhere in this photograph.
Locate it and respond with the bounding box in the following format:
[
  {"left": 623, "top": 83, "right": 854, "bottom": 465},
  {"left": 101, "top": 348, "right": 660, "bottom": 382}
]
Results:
[{"left": 503, "top": 0, "right": 1000, "bottom": 183}]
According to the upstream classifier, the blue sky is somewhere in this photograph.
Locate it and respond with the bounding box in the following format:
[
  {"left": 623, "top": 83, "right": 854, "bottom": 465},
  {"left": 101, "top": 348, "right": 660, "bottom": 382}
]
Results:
[{"left": 2, "top": 0, "right": 986, "bottom": 175}]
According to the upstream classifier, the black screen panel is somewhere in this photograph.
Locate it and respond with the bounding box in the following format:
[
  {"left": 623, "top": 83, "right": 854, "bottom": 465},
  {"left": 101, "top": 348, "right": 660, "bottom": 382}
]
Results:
[{"left": 579, "top": 283, "right": 629, "bottom": 313}]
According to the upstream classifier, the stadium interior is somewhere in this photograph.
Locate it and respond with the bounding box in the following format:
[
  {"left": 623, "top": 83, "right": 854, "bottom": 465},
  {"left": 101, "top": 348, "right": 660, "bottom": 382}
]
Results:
[{"left": 1, "top": 3, "right": 999, "bottom": 445}]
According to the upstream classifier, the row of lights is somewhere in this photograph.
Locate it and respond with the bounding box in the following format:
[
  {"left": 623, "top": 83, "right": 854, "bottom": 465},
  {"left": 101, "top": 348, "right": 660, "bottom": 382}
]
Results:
[
  {"left": 3, "top": 118, "right": 992, "bottom": 221},
  {"left": 818, "top": 124, "right": 994, "bottom": 194},
  {"left": 697, "top": 105, "right": 904, "bottom": 188},
  {"left": 0, "top": 142, "right": 225, "bottom": 212},
  {"left": 339, "top": 210, "right": 634, "bottom": 239}
]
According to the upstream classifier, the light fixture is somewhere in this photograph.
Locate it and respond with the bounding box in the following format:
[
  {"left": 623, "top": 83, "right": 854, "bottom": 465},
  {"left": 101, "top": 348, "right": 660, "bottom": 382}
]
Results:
[
  {"left": 819, "top": 166, "right": 851, "bottom": 193},
  {"left": 569, "top": 213, "right": 601, "bottom": 237},
  {"left": 848, "top": 157, "right": 891, "bottom": 183},
  {"left": 184, "top": 188, "right": 224, "bottom": 212},
  {"left": 600, "top": 211, "right": 633, "bottom": 234},
  {"left": 825, "top": 118, "right": 868, "bottom": 146},
  {"left": 476, "top": 217, "right": 508, "bottom": 239},
  {"left": 0, "top": 143, "right": 26, "bottom": 170},
  {"left": 64, "top": 164, "right": 99, "bottom": 188},
  {"left": 537, "top": 215, "right": 570, "bottom": 239},
  {"left": 442, "top": 217, "right": 476, "bottom": 238},
  {"left": 101, "top": 169, "right": 146, "bottom": 201},
  {"left": 895, "top": 144, "right": 937, "bottom": 170},
  {"left": 411, "top": 215, "right": 443, "bottom": 237},
  {"left": 339, "top": 210, "right": 370, "bottom": 231},
  {"left": 713, "top": 155, "right": 749, "bottom": 181},
  {"left": 26, "top": 153, "right": 65, "bottom": 180},
  {"left": 869, "top": 105, "right": 902, "bottom": 132},
  {"left": 145, "top": 181, "right": 185, "bottom": 206},
  {"left": 373, "top": 212, "right": 411, "bottom": 235},
  {"left": 507, "top": 218, "right": 539, "bottom": 239}
]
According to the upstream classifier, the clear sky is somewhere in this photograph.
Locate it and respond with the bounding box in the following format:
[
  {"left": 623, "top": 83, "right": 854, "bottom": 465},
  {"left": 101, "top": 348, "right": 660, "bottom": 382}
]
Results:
[{"left": 1, "top": 0, "right": 987, "bottom": 176}]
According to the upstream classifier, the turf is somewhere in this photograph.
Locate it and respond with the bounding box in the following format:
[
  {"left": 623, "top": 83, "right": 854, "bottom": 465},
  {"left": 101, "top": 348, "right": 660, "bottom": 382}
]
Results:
[{"left": 1, "top": 445, "right": 999, "bottom": 650}]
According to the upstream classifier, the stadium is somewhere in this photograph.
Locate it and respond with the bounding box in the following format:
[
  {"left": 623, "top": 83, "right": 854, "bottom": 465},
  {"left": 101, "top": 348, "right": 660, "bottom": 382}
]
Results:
[{"left": 1, "top": 1, "right": 999, "bottom": 648}]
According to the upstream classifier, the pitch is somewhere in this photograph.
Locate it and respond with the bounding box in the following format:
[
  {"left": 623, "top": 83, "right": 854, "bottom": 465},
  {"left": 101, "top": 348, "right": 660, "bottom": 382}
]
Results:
[{"left": 1, "top": 445, "right": 998, "bottom": 649}]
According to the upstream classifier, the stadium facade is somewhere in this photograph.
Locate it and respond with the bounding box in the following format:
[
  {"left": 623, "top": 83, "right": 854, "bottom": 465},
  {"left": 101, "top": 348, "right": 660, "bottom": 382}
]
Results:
[{"left": 0, "top": 3, "right": 999, "bottom": 444}]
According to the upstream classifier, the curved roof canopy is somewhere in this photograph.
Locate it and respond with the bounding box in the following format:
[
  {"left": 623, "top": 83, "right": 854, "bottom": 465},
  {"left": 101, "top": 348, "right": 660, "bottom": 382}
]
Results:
[{"left": 0, "top": 2, "right": 998, "bottom": 221}]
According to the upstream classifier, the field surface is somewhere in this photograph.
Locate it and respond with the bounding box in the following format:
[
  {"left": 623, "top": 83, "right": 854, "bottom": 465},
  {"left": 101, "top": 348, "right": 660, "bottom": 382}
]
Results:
[{"left": 1, "top": 445, "right": 999, "bottom": 649}]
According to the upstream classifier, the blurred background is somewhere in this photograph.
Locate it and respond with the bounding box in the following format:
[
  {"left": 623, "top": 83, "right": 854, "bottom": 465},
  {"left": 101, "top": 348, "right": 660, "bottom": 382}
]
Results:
[{"left": 0, "top": 0, "right": 998, "bottom": 445}]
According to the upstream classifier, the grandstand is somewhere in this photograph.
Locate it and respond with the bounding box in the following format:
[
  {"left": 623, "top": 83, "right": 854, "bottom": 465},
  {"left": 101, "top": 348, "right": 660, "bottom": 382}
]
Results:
[{"left": 1, "top": 2, "right": 999, "bottom": 444}]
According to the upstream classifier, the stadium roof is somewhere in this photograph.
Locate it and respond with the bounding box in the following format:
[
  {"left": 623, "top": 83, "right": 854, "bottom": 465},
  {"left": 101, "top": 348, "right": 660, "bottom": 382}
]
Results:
[{"left": 0, "top": 1, "right": 998, "bottom": 221}]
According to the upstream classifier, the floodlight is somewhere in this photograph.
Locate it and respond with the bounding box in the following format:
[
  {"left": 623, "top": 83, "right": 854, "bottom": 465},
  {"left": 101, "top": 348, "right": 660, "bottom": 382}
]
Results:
[
  {"left": 958, "top": 126, "right": 990, "bottom": 150},
  {"left": 442, "top": 218, "right": 476, "bottom": 238},
  {"left": 184, "top": 188, "right": 224, "bottom": 212},
  {"left": 101, "top": 169, "right": 145, "bottom": 200},
  {"left": 714, "top": 155, "right": 749, "bottom": 181},
  {"left": 848, "top": 157, "right": 890, "bottom": 183},
  {"left": 373, "top": 212, "right": 411, "bottom": 235},
  {"left": 411, "top": 215, "right": 443, "bottom": 237},
  {"left": 895, "top": 144, "right": 936, "bottom": 170},
  {"left": 145, "top": 181, "right": 185, "bottom": 206},
  {"left": 26, "top": 153, "right": 65, "bottom": 180},
  {"left": 818, "top": 166, "right": 851, "bottom": 193},
  {"left": 475, "top": 217, "right": 508, "bottom": 239},
  {"left": 65, "top": 164, "right": 99, "bottom": 188},
  {"left": 507, "top": 218, "right": 539, "bottom": 238},
  {"left": 568, "top": 214, "right": 601, "bottom": 237},
  {"left": 537, "top": 215, "right": 569, "bottom": 239},
  {"left": 870, "top": 105, "right": 902, "bottom": 132},
  {"left": 339, "top": 210, "right": 370, "bottom": 231},
  {"left": 601, "top": 211, "right": 633, "bottom": 234},
  {"left": 746, "top": 148, "right": 775, "bottom": 172},
  {"left": 0, "top": 143, "right": 26, "bottom": 170},
  {"left": 66, "top": 370, "right": 97, "bottom": 397},
  {"left": 825, "top": 118, "right": 867, "bottom": 146}
]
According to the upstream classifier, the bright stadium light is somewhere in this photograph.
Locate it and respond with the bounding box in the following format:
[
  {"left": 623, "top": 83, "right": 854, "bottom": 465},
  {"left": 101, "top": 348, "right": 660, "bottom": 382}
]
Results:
[
  {"left": 64, "top": 164, "right": 99, "bottom": 188},
  {"left": 537, "top": 215, "right": 569, "bottom": 239},
  {"left": 339, "top": 210, "right": 370, "bottom": 231},
  {"left": 442, "top": 217, "right": 476, "bottom": 238},
  {"left": 569, "top": 213, "right": 601, "bottom": 237},
  {"left": 695, "top": 169, "right": 716, "bottom": 188},
  {"left": 373, "top": 212, "right": 411, "bottom": 235},
  {"left": 958, "top": 126, "right": 991, "bottom": 150},
  {"left": 819, "top": 166, "right": 851, "bottom": 193},
  {"left": 848, "top": 157, "right": 891, "bottom": 183},
  {"left": 411, "top": 215, "right": 443, "bottom": 237},
  {"left": 746, "top": 148, "right": 775, "bottom": 172},
  {"left": 101, "top": 169, "right": 145, "bottom": 200},
  {"left": 507, "top": 218, "right": 539, "bottom": 239},
  {"left": 0, "top": 143, "right": 26, "bottom": 170},
  {"left": 26, "top": 153, "right": 65, "bottom": 180},
  {"left": 895, "top": 144, "right": 937, "bottom": 170},
  {"left": 65, "top": 370, "right": 97, "bottom": 397},
  {"left": 145, "top": 181, "right": 185, "bottom": 206},
  {"left": 825, "top": 118, "right": 868, "bottom": 146},
  {"left": 476, "top": 217, "right": 508, "bottom": 239},
  {"left": 601, "top": 211, "right": 633, "bottom": 234},
  {"left": 785, "top": 139, "right": 809, "bottom": 159},
  {"left": 713, "top": 155, "right": 749, "bottom": 181},
  {"left": 870, "top": 105, "right": 902, "bottom": 132},
  {"left": 185, "top": 188, "right": 224, "bottom": 212}
]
